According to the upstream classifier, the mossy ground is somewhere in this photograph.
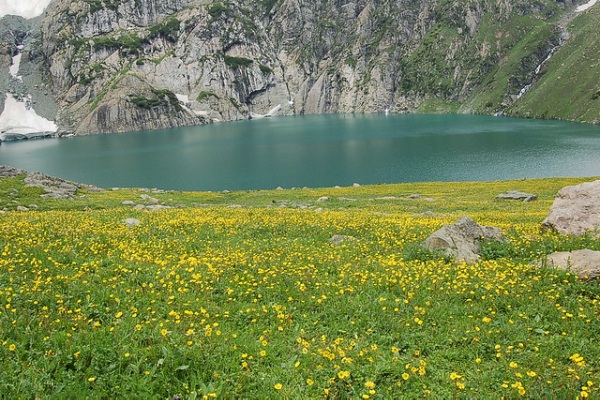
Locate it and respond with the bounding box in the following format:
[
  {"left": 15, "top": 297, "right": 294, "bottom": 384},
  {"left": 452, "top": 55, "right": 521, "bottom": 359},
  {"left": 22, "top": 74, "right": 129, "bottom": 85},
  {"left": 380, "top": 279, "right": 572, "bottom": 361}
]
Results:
[{"left": 1, "top": 176, "right": 599, "bottom": 398}]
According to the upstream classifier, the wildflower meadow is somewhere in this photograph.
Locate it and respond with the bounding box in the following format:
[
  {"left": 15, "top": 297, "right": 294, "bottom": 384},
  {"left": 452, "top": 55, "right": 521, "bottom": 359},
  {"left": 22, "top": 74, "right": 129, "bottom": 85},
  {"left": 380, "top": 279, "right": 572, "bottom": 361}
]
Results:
[{"left": 1, "top": 175, "right": 599, "bottom": 398}]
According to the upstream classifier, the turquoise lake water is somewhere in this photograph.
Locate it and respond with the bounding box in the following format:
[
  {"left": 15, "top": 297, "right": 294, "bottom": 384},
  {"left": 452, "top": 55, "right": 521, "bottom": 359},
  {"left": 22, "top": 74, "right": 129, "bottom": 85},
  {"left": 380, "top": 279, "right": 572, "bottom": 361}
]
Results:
[{"left": 1, "top": 114, "right": 599, "bottom": 191}]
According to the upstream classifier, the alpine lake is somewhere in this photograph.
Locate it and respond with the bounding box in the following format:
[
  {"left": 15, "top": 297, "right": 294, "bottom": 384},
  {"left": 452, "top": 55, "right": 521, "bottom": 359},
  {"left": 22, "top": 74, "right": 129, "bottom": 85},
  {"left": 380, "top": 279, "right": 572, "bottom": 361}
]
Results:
[{"left": 1, "top": 113, "right": 600, "bottom": 191}]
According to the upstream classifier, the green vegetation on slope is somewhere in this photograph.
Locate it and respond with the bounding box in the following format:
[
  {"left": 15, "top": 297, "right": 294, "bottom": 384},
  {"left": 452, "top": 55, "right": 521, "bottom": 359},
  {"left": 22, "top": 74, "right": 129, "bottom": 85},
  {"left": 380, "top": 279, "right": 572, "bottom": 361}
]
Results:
[
  {"left": 508, "top": 6, "right": 600, "bottom": 123},
  {"left": 1, "top": 175, "right": 599, "bottom": 398}
]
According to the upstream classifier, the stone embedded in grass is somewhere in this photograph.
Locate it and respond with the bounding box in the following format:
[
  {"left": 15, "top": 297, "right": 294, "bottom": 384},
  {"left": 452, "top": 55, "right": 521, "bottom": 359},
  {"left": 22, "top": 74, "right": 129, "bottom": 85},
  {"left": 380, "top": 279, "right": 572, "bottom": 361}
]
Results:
[
  {"left": 422, "top": 216, "right": 504, "bottom": 263},
  {"left": 145, "top": 204, "right": 173, "bottom": 211},
  {"left": 542, "top": 180, "right": 600, "bottom": 235},
  {"left": 538, "top": 249, "right": 600, "bottom": 280},
  {"left": 330, "top": 235, "right": 357, "bottom": 245},
  {"left": 124, "top": 218, "right": 142, "bottom": 227},
  {"left": 140, "top": 194, "right": 160, "bottom": 204},
  {"left": 496, "top": 190, "right": 538, "bottom": 202}
]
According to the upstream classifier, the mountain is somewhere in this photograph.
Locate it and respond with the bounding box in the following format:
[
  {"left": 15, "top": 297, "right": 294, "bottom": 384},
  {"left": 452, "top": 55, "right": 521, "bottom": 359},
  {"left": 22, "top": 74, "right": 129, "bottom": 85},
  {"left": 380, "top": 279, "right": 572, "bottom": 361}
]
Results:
[{"left": 1, "top": 0, "right": 599, "bottom": 136}]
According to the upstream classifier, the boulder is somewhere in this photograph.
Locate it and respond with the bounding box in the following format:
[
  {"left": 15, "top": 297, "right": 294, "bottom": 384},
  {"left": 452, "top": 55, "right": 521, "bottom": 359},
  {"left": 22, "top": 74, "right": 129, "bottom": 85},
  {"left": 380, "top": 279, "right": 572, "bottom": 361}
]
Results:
[
  {"left": 538, "top": 249, "right": 600, "bottom": 280},
  {"left": 542, "top": 180, "right": 600, "bottom": 235},
  {"left": 496, "top": 191, "right": 537, "bottom": 202},
  {"left": 422, "top": 216, "right": 504, "bottom": 263}
]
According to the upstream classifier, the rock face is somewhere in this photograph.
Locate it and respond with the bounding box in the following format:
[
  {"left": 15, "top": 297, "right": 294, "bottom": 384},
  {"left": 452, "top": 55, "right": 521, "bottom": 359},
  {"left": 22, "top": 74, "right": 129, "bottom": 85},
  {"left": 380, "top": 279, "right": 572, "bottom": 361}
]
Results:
[
  {"left": 423, "top": 216, "right": 504, "bottom": 263},
  {"left": 1, "top": 0, "right": 587, "bottom": 135},
  {"left": 538, "top": 249, "right": 600, "bottom": 280},
  {"left": 542, "top": 180, "right": 600, "bottom": 235}
]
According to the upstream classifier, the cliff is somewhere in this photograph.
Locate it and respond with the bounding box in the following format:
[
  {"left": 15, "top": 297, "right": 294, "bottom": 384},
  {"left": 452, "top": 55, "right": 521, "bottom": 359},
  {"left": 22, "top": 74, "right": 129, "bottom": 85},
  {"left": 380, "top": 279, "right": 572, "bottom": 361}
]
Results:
[{"left": 1, "top": 0, "right": 598, "bottom": 135}]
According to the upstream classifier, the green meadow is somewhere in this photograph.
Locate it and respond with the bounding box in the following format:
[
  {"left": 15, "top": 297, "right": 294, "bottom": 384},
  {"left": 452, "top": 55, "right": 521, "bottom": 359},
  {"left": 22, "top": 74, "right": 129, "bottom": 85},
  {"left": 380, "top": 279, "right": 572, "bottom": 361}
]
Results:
[{"left": 1, "top": 175, "right": 599, "bottom": 399}]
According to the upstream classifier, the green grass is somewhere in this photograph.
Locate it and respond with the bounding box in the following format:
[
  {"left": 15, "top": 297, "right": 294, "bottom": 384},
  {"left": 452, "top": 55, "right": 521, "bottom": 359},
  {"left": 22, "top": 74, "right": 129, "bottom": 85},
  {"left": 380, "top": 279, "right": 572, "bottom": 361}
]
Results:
[
  {"left": 1, "top": 175, "right": 599, "bottom": 398},
  {"left": 508, "top": 6, "right": 600, "bottom": 123}
]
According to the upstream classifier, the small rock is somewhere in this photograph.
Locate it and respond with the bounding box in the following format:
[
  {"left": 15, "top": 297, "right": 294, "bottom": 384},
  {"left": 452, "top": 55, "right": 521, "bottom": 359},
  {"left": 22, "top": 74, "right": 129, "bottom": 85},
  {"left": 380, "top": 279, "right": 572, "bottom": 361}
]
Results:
[
  {"left": 28, "top": 204, "right": 38, "bottom": 209},
  {"left": 124, "top": 218, "right": 142, "bottom": 227},
  {"left": 538, "top": 249, "right": 600, "bottom": 280},
  {"left": 227, "top": 204, "right": 243, "bottom": 208},
  {"left": 122, "top": 201, "right": 136, "bottom": 206},
  {"left": 496, "top": 191, "right": 538, "bottom": 201},
  {"left": 133, "top": 204, "right": 147, "bottom": 210},
  {"left": 375, "top": 196, "right": 397, "bottom": 200},
  {"left": 317, "top": 196, "right": 329, "bottom": 202},
  {"left": 330, "top": 235, "right": 357, "bottom": 245},
  {"left": 338, "top": 197, "right": 357, "bottom": 202},
  {"left": 16, "top": 206, "right": 29, "bottom": 212},
  {"left": 276, "top": 186, "right": 284, "bottom": 190},
  {"left": 353, "top": 183, "right": 360, "bottom": 187},
  {"left": 407, "top": 194, "right": 422, "bottom": 199}
]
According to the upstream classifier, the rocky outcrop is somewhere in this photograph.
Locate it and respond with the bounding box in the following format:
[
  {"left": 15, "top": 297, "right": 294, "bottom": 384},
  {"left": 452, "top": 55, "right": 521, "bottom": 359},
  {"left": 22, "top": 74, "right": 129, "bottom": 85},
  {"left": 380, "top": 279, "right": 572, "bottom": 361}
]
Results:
[
  {"left": 423, "top": 216, "right": 504, "bottom": 263},
  {"left": 0, "top": 165, "right": 102, "bottom": 198},
  {"left": 538, "top": 249, "right": 600, "bottom": 280},
  {"left": 542, "top": 180, "right": 600, "bottom": 235}
]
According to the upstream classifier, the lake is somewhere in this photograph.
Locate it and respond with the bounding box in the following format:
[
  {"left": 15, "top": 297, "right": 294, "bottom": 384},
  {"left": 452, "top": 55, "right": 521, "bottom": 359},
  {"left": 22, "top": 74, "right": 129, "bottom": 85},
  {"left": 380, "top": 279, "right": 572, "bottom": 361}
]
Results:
[{"left": 1, "top": 114, "right": 600, "bottom": 191}]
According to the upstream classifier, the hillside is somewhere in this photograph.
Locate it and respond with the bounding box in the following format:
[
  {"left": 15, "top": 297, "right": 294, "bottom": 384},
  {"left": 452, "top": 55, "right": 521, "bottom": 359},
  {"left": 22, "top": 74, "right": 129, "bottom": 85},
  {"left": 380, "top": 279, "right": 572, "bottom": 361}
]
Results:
[{"left": 0, "top": 0, "right": 598, "bottom": 135}]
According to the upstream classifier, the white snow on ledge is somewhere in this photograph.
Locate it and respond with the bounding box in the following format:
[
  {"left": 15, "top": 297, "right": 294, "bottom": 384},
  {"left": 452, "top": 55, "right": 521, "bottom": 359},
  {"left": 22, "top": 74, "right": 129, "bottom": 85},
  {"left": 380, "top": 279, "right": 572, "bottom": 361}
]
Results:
[
  {"left": 0, "top": 0, "right": 53, "bottom": 19},
  {"left": 0, "top": 94, "right": 58, "bottom": 137},
  {"left": 576, "top": 0, "right": 598, "bottom": 12}
]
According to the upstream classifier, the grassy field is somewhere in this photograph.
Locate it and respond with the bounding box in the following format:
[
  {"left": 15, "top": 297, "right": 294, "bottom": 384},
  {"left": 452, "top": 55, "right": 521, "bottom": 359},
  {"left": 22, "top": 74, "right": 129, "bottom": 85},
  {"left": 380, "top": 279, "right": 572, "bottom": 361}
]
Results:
[{"left": 1, "top": 175, "right": 599, "bottom": 398}]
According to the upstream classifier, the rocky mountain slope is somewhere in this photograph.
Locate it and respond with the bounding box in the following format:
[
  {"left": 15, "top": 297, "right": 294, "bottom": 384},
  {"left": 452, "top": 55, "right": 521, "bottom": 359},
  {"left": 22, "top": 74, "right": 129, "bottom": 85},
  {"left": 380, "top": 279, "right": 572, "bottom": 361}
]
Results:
[{"left": 0, "top": 0, "right": 598, "bottom": 136}]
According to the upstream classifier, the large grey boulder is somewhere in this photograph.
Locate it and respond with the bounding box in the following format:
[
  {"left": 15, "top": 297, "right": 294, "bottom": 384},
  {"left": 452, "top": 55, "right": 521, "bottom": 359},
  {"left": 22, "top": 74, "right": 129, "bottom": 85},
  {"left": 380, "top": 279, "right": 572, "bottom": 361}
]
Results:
[
  {"left": 538, "top": 249, "right": 600, "bottom": 280},
  {"left": 422, "top": 216, "right": 504, "bottom": 263},
  {"left": 542, "top": 180, "right": 600, "bottom": 235}
]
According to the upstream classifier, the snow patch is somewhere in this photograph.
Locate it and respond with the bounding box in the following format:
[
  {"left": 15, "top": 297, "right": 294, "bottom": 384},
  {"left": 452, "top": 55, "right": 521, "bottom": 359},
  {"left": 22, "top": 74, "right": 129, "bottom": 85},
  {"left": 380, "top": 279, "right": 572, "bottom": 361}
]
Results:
[
  {"left": 0, "top": 94, "right": 58, "bottom": 138},
  {"left": 8, "top": 45, "right": 24, "bottom": 81},
  {"left": 0, "top": 0, "right": 54, "bottom": 19},
  {"left": 576, "top": 0, "right": 598, "bottom": 12},
  {"left": 9, "top": 52, "right": 23, "bottom": 81}
]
